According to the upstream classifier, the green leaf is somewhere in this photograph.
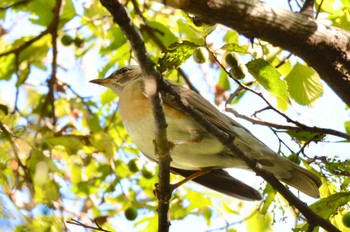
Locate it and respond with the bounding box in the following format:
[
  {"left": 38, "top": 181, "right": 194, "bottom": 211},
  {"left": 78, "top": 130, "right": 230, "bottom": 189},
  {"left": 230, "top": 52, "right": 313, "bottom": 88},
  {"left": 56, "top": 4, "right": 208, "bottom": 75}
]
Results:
[
  {"left": 287, "top": 130, "right": 326, "bottom": 144},
  {"left": 34, "top": 178, "right": 60, "bottom": 205},
  {"left": 246, "top": 58, "right": 290, "bottom": 110},
  {"left": 45, "top": 136, "right": 85, "bottom": 154},
  {"left": 217, "top": 69, "right": 231, "bottom": 90},
  {"left": 100, "top": 89, "right": 117, "bottom": 105},
  {"left": 26, "top": 0, "right": 55, "bottom": 26},
  {"left": 176, "top": 19, "right": 205, "bottom": 45},
  {"left": 285, "top": 63, "right": 323, "bottom": 106},
  {"left": 184, "top": 14, "right": 217, "bottom": 38},
  {"left": 246, "top": 210, "right": 273, "bottom": 232},
  {"left": 59, "top": 0, "right": 76, "bottom": 27},
  {"left": 315, "top": 0, "right": 337, "bottom": 14},
  {"left": 224, "top": 30, "right": 239, "bottom": 44},
  {"left": 27, "top": 149, "right": 58, "bottom": 173},
  {"left": 220, "top": 43, "right": 249, "bottom": 54},
  {"left": 0, "top": 54, "right": 16, "bottom": 80},
  {"left": 157, "top": 41, "right": 198, "bottom": 73},
  {"left": 261, "top": 184, "right": 276, "bottom": 214},
  {"left": 145, "top": 20, "right": 178, "bottom": 47},
  {"left": 330, "top": 7, "right": 350, "bottom": 31},
  {"left": 310, "top": 192, "right": 350, "bottom": 219},
  {"left": 89, "top": 132, "right": 117, "bottom": 158},
  {"left": 100, "top": 27, "right": 127, "bottom": 55},
  {"left": 345, "top": 121, "right": 350, "bottom": 135}
]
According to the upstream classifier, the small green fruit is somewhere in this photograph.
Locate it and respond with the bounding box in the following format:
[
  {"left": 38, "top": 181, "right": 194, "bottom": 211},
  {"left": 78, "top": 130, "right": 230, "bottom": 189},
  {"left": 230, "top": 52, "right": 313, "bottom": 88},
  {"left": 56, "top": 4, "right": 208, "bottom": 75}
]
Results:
[
  {"left": 193, "top": 47, "right": 208, "bottom": 64},
  {"left": 61, "top": 35, "right": 74, "bottom": 46},
  {"left": 125, "top": 207, "right": 138, "bottom": 221},
  {"left": 127, "top": 159, "right": 140, "bottom": 173},
  {"left": 229, "top": 65, "right": 245, "bottom": 79},
  {"left": 225, "top": 52, "right": 239, "bottom": 67},
  {"left": 342, "top": 212, "right": 350, "bottom": 228},
  {"left": 287, "top": 153, "right": 301, "bottom": 165},
  {"left": 74, "top": 35, "right": 84, "bottom": 47},
  {"left": 141, "top": 166, "right": 154, "bottom": 179}
]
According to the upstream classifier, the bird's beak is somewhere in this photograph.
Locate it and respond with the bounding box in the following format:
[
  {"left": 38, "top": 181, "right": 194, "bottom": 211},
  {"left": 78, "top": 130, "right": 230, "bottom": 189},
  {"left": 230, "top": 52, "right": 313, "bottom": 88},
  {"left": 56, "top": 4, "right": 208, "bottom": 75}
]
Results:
[{"left": 90, "top": 78, "right": 108, "bottom": 86}]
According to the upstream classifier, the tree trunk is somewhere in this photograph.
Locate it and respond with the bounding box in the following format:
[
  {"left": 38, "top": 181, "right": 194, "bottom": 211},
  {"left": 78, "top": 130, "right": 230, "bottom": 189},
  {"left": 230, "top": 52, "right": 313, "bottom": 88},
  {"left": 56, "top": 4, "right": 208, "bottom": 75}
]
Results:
[{"left": 162, "top": 0, "right": 350, "bottom": 106}]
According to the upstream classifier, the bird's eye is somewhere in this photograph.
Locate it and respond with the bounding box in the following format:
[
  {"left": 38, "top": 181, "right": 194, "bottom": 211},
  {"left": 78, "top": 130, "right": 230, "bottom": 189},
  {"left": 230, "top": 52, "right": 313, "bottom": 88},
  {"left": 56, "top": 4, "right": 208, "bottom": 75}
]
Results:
[{"left": 119, "top": 67, "right": 129, "bottom": 74}]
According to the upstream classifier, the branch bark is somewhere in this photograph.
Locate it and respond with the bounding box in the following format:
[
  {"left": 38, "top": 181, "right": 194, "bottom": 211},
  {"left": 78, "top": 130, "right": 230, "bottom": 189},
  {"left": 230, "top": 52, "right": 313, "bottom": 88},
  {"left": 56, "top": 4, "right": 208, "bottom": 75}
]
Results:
[
  {"left": 98, "top": 1, "right": 172, "bottom": 231},
  {"left": 161, "top": 0, "right": 350, "bottom": 106}
]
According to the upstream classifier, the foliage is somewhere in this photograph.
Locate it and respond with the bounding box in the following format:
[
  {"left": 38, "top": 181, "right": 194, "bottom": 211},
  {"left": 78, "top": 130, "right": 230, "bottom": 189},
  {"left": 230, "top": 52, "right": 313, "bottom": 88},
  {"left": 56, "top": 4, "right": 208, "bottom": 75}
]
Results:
[{"left": 0, "top": 0, "right": 349, "bottom": 231}]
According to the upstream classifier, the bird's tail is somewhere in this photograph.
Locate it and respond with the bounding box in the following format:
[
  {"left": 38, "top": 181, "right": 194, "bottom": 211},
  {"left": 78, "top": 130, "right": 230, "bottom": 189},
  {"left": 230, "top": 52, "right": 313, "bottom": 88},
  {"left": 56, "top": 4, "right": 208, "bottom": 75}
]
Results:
[
  {"left": 277, "top": 161, "right": 321, "bottom": 198},
  {"left": 172, "top": 168, "right": 262, "bottom": 201}
]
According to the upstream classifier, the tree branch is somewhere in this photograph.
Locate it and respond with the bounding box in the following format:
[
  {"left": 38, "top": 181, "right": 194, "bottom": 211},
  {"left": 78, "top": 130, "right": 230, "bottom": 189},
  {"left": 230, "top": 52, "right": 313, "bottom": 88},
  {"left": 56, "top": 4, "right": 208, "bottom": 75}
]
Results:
[
  {"left": 161, "top": 0, "right": 350, "bottom": 106},
  {"left": 209, "top": 49, "right": 350, "bottom": 141},
  {"left": 98, "top": 1, "right": 172, "bottom": 231},
  {"left": 131, "top": 0, "right": 199, "bottom": 93},
  {"left": 41, "top": 0, "right": 62, "bottom": 125},
  {"left": 226, "top": 107, "right": 350, "bottom": 141}
]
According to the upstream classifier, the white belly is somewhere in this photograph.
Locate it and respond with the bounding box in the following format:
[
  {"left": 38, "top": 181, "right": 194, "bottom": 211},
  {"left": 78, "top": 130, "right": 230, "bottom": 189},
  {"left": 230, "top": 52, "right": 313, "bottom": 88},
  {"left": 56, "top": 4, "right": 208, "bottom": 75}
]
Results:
[
  {"left": 118, "top": 83, "right": 231, "bottom": 170},
  {"left": 122, "top": 110, "right": 229, "bottom": 170}
]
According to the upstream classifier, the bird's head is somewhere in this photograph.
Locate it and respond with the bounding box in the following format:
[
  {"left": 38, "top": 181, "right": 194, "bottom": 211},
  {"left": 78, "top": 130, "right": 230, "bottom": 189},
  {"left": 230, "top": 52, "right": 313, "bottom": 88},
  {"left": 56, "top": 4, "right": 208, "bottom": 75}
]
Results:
[{"left": 90, "top": 66, "right": 142, "bottom": 94}]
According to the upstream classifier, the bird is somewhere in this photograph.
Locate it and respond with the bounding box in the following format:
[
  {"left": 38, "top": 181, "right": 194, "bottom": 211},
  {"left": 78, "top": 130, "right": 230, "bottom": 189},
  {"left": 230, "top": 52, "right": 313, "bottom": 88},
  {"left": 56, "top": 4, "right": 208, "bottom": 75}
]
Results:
[{"left": 90, "top": 65, "right": 321, "bottom": 200}]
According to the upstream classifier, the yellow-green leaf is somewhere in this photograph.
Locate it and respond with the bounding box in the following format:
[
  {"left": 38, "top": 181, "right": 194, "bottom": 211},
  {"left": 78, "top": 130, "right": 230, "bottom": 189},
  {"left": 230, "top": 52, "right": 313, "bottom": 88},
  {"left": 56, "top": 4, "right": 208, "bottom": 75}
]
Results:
[
  {"left": 285, "top": 62, "right": 323, "bottom": 106},
  {"left": 246, "top": 58, "right": 290, "bottom": 110}
]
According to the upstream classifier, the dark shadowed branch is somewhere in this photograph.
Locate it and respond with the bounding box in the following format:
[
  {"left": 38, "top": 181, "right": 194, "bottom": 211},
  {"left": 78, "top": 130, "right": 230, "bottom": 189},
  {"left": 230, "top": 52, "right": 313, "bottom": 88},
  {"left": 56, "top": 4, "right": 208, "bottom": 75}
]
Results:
[
  {"left": 98, "top": 1, "right": 172, "bottom": 231},
  {"left": 161, "top": 0, "right": 350, "bottom": 106}
]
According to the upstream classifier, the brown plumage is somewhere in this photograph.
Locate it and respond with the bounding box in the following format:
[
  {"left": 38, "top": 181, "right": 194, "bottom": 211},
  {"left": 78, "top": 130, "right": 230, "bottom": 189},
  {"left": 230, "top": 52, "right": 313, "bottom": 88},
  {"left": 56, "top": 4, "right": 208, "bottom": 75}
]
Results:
[{"left": 90, "top": 66, "right": 321, "bottom": 200}]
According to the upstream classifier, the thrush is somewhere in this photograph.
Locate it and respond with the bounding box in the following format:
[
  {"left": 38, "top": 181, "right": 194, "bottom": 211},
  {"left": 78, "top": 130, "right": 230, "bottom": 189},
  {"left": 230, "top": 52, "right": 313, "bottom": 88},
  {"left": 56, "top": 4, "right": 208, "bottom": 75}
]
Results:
[{"left": 90, "top": 66, "right": 321, "bottom": 200}]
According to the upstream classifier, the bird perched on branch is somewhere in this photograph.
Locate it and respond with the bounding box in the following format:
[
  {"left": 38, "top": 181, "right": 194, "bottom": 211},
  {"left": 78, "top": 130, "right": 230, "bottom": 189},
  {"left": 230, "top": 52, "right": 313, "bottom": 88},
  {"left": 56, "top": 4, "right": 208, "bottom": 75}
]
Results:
[{"left": 90, "top": 66, "right": 321, "bottom": 200}]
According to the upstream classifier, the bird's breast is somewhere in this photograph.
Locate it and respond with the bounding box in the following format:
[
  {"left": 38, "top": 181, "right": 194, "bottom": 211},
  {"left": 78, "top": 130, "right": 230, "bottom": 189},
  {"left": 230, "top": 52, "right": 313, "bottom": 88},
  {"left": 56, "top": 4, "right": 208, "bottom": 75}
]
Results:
[{"left": 118, "top": 85, "right": 226, "bottom": 170}]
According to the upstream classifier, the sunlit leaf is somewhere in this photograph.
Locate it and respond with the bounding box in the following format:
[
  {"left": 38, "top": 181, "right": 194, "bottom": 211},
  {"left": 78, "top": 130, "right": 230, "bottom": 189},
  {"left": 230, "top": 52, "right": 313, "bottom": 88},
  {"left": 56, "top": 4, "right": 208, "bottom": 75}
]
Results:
[
  {"left": 224, "top": 30, "right": 239, "bottom": 43},
  {"left": 345, "top": 121, "right": 350, "bottom": 135},
  {"left": 177, "top": 19, "right": 205, "bottom": 45},
  {"left": 184, "top": 14, "right": 217, "bottom": 38},
  {"left": 144, "top": 20, "right": 178, "bottom": 47},
  {"left": 220, "top": 43, "right": 249, "bottom": 53},
  {"left": 310, "top": 192, "right": 350, "bottom": 218},
  {"left": 261, "top": 184, "right": 276, "bottom": 214},
  {"left": 217, "top": 70, "right": 230, "bottom": 90},
  {"left": 245, "top": 210, "right": 273, "bottom": 232},
  {"left": 100, "top": 89, "right": 117, "bottom": 105},
  {"left": 246, "top": 58, "right": 290, "bottom": 110},
  {"left": 157, "top": 41, "right": 198, "bottom": 73},
  {"left": 287, "top": 130, "right": 326, "bottom": 144},
  {"left": 285, "top": 62, "right": 323, "bottom": 106},
  {"left": 25, "top": 1, "right": 55, "bottom": 26},
  {"left": 0, "top": 54, "right": 16, "bottom": 80},
  {"left": 89, "top": 132, "right": 117, "bottom": 158},
  {"left": 45, "top": 136, "right": 86, "bottom": 154},
  {"left": 59, "top": 0, "right": 76, "bottom": 27}
]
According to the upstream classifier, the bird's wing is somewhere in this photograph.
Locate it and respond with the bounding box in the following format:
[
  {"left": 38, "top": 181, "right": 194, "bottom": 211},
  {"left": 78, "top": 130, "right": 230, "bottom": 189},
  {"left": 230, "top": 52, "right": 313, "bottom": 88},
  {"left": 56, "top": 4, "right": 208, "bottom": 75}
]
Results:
[
  {"left": 162, "top": 80, "right": 321, "bottom": 198},
  {"left": 171, "top": 167, "right": 262, "bottom": 201}
]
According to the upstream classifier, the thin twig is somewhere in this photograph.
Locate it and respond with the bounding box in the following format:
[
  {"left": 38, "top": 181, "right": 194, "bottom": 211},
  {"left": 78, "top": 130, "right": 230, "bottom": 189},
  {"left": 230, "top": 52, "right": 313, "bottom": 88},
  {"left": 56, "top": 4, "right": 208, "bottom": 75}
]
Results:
[
  {"left": 226, "top": 107, "right": 350, "bottom": 141},
  {"left": 0, "top": 29, "right": 50, "bottom": 57},
  {"left": 66, "top": 219, "right": 111, "bottom": 232},
  {"left": 315, "top": 0, "right": 324, "bottom": 19},
  {"left": 300, "top": 0, "right": 315, "bottom": 18}
]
